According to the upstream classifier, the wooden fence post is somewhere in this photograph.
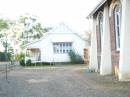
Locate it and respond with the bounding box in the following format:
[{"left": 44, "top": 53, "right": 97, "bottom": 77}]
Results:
[{"left": 6, "top": 64, "right": 8, "bottom": 80}]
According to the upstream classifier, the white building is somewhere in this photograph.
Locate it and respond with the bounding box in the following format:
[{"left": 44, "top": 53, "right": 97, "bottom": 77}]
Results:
[{"left": 24, "top": 23, "right": 88, "bottom": 63}]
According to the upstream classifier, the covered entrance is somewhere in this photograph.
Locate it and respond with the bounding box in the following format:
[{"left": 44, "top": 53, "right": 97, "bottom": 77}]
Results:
[{"left": 26, "top": 48, "right": 41, "bottom": 63}]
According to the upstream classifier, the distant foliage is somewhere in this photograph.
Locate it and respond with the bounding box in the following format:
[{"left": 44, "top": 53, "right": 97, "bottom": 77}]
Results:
[
  {"left": 68, "top": 50, "right": 83, "bottom": 64},
  {"left": 0, "top": 18, "right": 13, "bottom": 61},
  {"left": 16, "top": 52, "right": 25, "bottom": 61},
  {"left": 0, "top": 19, "right": 9, "bottom": 31},
  {"left": 16, "top": 52, "right": 25, "bottom": 66},
  {"left": 18, "top": 14, "right": 47, "bottom": 45},
  {"left": 0, "top": 52, "right": 12, "bottom": 61}
]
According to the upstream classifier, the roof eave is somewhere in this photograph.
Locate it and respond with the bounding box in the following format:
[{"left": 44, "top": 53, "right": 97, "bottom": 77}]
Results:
[{"left": 87, "top": 0, "right": 107, "bottom": 18}]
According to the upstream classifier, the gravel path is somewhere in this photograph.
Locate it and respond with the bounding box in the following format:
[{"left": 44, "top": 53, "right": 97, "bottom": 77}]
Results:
[{"left": 0, "top": 66, "right": 130, "bottom": 97}]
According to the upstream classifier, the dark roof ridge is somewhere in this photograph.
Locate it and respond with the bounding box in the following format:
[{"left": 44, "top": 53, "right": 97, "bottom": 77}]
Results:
[{"left": 87, "top": 0, "right": 107, "bottom": 18}]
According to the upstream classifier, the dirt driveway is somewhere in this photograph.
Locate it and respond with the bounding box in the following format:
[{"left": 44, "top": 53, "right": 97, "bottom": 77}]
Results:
[{"left": 0, "top": 65, "right": 130, "bottom": 97}]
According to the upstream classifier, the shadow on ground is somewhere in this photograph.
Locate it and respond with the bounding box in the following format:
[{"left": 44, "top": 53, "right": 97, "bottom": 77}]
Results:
[{"left": 77, "top": 69, "right": 130, "bottom": 92}]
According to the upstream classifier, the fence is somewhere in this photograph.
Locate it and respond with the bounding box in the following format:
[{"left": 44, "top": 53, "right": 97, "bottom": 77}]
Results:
[{"left": 0, "top": 61, "right": 18, "bottom": 80}]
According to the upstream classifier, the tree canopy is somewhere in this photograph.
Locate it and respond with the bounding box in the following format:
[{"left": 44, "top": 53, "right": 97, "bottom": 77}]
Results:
[
  {"left": 0, "top": 14, "right": 50, "bottom": 61},
  {"left": 0, "top": 18, "right": 12, "bottom": 61},
  {"left": 18, "top": 14, "right": 47, "bottom": 45}
]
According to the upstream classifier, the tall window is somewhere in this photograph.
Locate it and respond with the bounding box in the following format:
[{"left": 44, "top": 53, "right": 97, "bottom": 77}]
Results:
[
  {"left": 114, "top": 5, "right": 121, "bottom": 50},
  {"left": 98, "top": 13, "right": 103, "bottom": 51},
  {"left": 99, "top": 13, "right": 103, "bottom": 36},
  {"left": 53, "top": 42, "right": 72, "bottom": 54}
]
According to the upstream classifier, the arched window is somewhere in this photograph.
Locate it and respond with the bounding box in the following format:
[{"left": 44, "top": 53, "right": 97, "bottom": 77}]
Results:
[
  {"left": 98, "top": 13, "right": 103, "bottom": 51},
  {"left": 99, "top": 13, "right": 103, "bottom": 37},
  {"left": 114, "top": 5, "right": 121, "bottom": 50}
]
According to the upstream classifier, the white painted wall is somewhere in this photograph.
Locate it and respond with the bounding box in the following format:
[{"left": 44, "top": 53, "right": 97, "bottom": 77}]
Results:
[
  {"left": 25, "top": 33, "right": 87, "bottom": 63},
  {"left": 100, "top": 4, "right": 112, "bottom": 75},
  {"left": 89, "top": 18, "right": 98, "bottom": 71},
  {"left": 119, "top": 0, "right": 130, "bottom": 81}
]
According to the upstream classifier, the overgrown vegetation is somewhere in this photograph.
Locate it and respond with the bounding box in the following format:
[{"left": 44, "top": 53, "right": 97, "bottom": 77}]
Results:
[
  {"left": 0, "top": 14, "right": 50, "bottom": 62},
  {"left": 20, "top": 59, "right": 25, "bottom": 66},
  {"left": 16, "top": 52, "right": 25, "bottom": 66},
  {"left": 68, "top": 50, "right": 83, "bottom": 64},
  {"left": 0, "top": 52, "right": 12, "bottom": 61},
  {"left": 0, "top": 18, "right": 13, "bottom": 61},
  {"left": 26, "top": 59, "right": 32, "bottom": 66}
]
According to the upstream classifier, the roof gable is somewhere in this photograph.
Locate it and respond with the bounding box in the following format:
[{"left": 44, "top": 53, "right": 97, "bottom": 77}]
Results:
[
  {"left": 23, "top": 23, "right": 86, "bottom": 48},
  {"left": 49, "top": 22, "right": 74, "bottom": 33}
]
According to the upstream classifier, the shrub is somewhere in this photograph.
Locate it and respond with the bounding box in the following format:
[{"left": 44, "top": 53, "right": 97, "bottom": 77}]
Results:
[
  {"left": 16, "top": 52, "right": 25, "bottom": 66},
  {"left": 26, "top": 59, "right": 32, "bottom": 66},
  {"left": 68, "top": 50, "right": 83, "bottom": 64},
  {"left": 20, "top": 59, "right": 25, "bottom": 66}
]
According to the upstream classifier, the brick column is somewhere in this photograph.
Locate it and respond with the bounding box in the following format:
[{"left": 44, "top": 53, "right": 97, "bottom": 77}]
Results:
[
  {"left": 100, "top": 3, "right": 112, "bottom": 75},
  {"left": 119, "top": 0, "right": 130, "bottom": 81}
]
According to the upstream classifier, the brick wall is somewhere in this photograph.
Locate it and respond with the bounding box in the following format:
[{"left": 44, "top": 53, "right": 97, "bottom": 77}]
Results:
[
  {"left": 95, "top": 0, "right": 120, "bottom": 75},
  {"left": 109, "top": 9, "right": 120, "bottom": 76}
]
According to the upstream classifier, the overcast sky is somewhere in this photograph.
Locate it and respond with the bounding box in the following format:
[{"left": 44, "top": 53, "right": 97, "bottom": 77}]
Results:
[{"left": 0, "top": 0, "right": 100, "bottom": 34}]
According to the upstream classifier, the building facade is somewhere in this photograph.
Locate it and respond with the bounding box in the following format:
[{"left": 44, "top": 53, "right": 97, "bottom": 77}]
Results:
[
  {"left": 88, "top": 0, "right": 130, "bottom": 81},
  {"left": 24, "top": 23, "right": 88, "bottom": 63}
]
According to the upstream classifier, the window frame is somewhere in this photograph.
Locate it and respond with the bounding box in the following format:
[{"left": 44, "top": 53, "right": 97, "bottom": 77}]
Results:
[
  {"left": 53, "top": 42, "right": 72, "bottom": 54},
  {"left": 97, "top": 12, "right": 103, "bottom": 52},
  {"left": 99, "top": 13, "right": 103, "bottom": 37},
  {"left": 114, "top": 5, "right": 121, "bottom": 51}
]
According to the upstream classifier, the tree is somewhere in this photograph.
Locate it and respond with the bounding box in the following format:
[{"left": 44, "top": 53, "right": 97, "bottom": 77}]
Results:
[
  {"left": 0, "top": 18, "right": 12, "bottom": 61},
  {"left": 0, "top": 14, "right": 51, "bottom": 61},
  {"left": 0, "top": 19, "right": 9, "bottom": 31},
  {"left": 18, "top": 14, "right": 47, "bottom": 45}
]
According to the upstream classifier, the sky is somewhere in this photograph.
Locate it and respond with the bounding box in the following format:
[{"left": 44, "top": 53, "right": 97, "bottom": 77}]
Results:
[
  {"left": 0, "top": 0, "right": 100, "bottom": 51},
  {"left": 0, "top": 0, "right": 100, "bottom": 34}
]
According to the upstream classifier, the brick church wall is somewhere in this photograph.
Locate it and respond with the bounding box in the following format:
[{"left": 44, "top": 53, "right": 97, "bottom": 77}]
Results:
[
  {"left": 94, "top": 0, "right": 120, "bottom": 75},
  {"left": 109, "top": 6, "right": 120, "bottom": 76}
]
